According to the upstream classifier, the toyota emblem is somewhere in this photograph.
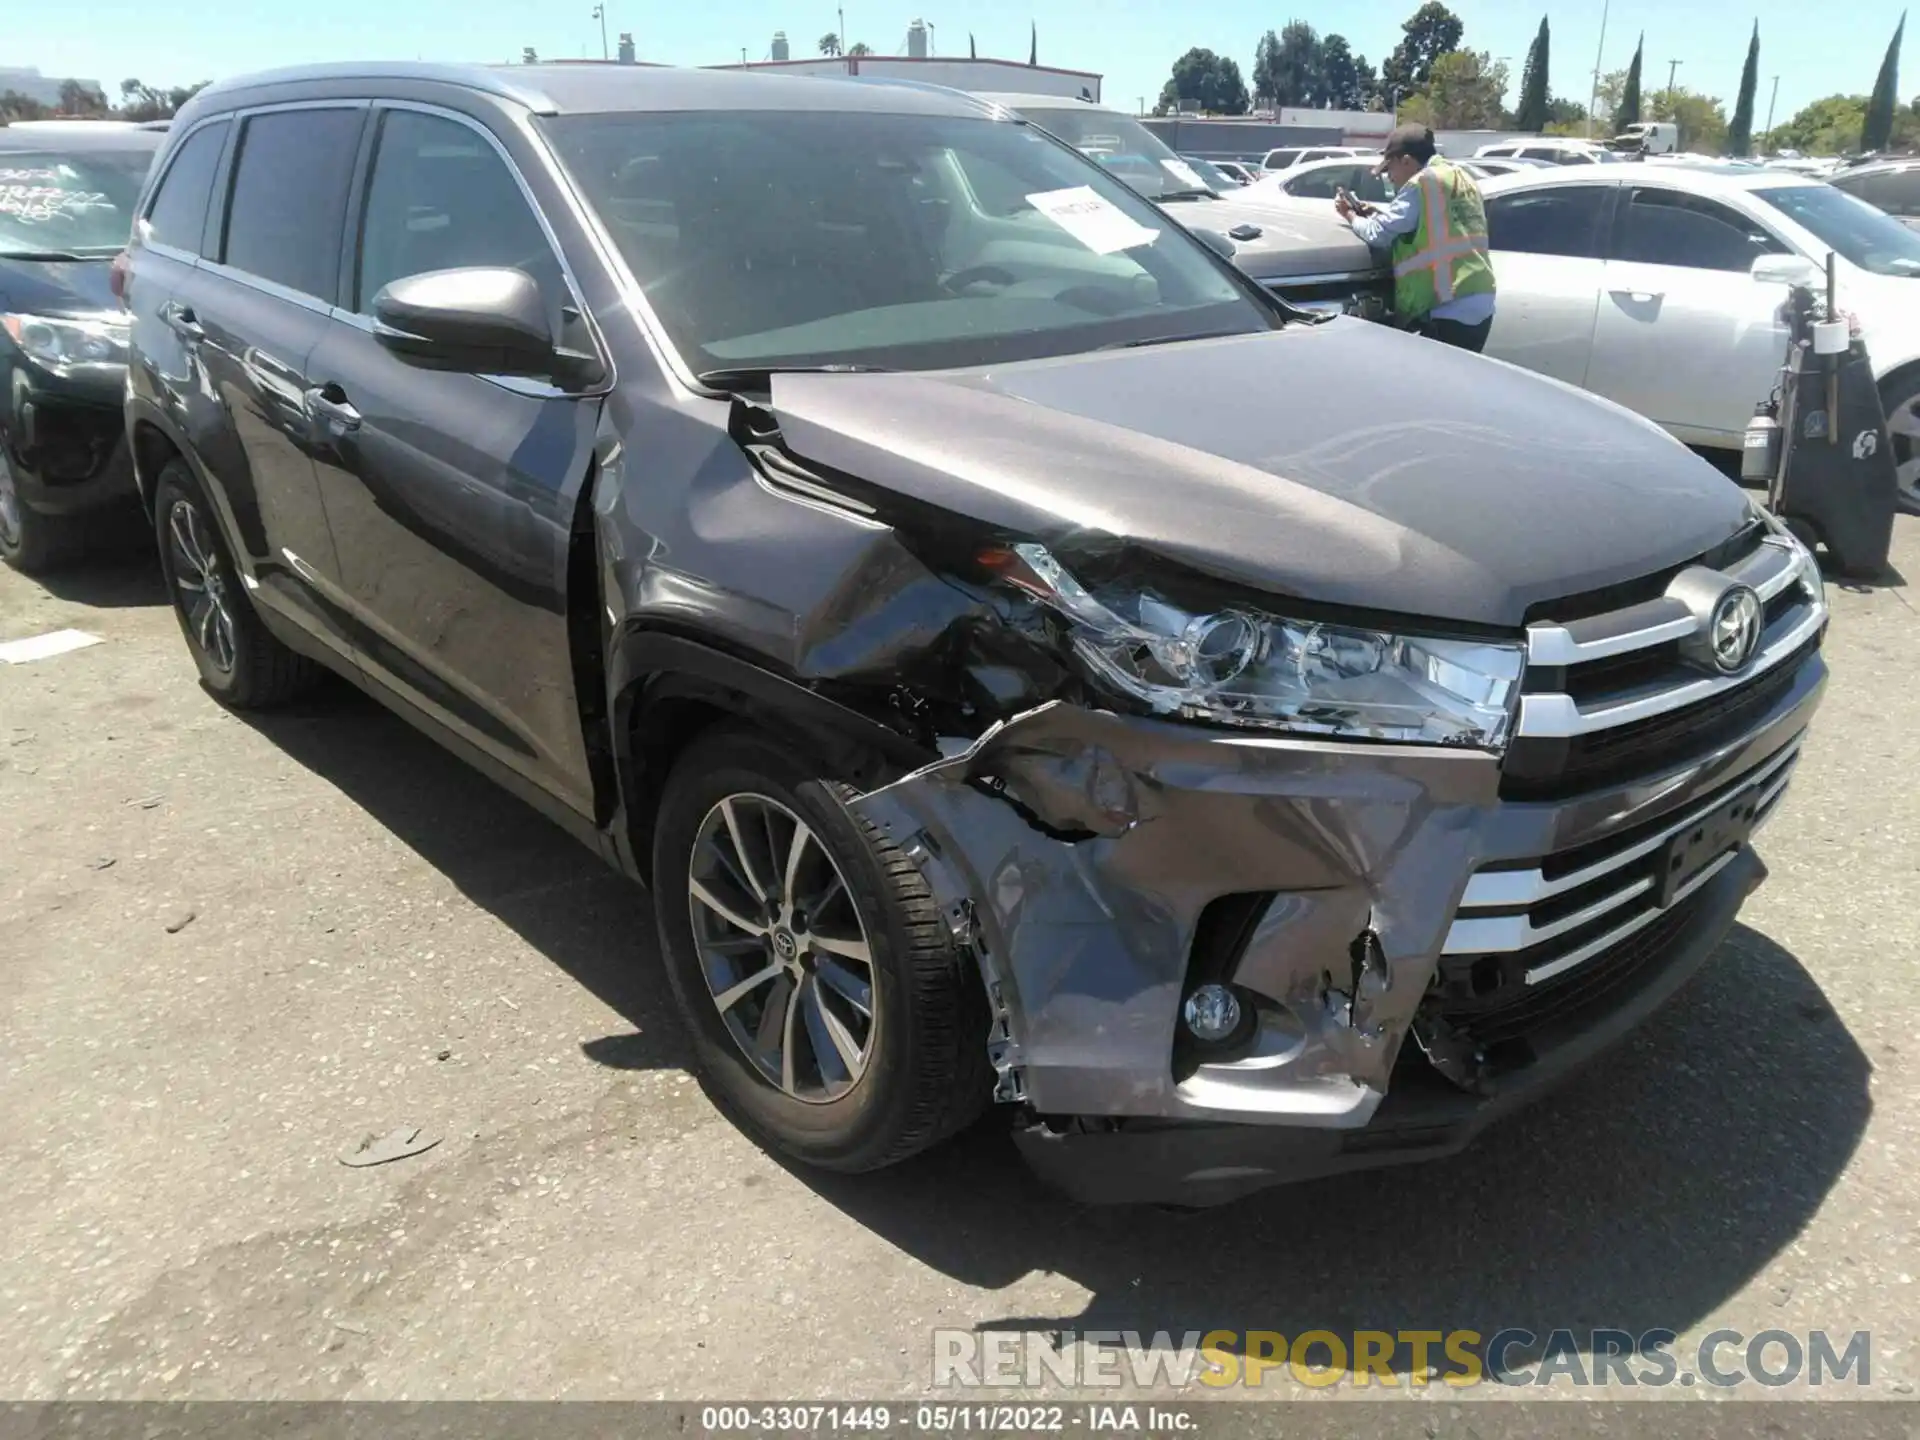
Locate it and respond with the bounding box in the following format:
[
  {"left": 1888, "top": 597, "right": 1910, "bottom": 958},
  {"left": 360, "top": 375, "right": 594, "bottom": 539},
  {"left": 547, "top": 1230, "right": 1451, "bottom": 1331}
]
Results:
[{"left": 1708, "top": 586, "right": 1762, "bottom": 673}]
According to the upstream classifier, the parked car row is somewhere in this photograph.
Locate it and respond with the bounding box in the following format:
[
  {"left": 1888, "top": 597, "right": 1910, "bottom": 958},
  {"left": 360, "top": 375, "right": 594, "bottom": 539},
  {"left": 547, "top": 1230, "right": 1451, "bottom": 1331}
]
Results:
[{"left": 972, "top": 95, "right": 1392, "bottom": 320}]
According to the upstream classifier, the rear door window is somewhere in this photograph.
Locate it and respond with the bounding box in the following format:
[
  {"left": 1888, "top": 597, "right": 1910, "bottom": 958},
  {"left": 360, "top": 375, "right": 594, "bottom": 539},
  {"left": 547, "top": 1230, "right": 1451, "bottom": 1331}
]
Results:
[
  {"left": 1855, "top": 168, "right": 1920, "bottom": 217},
  {"left": 144, "top": 120, "right": 227, "bottom": 254},
  {"left": 219, "top": 107, "right": 364, "bottom": 301},
  {"left": 1609, "top": 187, "right": 1787, "bottom": 271},
  {"left": 1486, "top": 186, "right": 1610, "bottom": 257}
]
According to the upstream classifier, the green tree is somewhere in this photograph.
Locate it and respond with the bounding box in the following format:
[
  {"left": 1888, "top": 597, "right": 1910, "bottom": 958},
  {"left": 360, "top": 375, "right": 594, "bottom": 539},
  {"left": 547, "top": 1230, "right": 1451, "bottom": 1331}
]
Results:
[
  {"left": 56, "top": 78, "right": 107, "bottom": 115},
  {"left": 817, "top": 32, "right": 841, "bottom": 56},
  {"left": 847, "top": 41, "right": 872, "bottom": 57},
  {"left": 1546, "top": 96, "right": 1588, "bottom": 126},
  {"left": 1272, "top": 21, "right": 1325, "bottom": 107},
  {"left": 1321, "top": 34, "right": 1373, "bottom": 110},
  {"left": 1159, "top": 47, "right": 1251, "bottom": 116},
  {"left": 1863, "top": 12, "right": 1906, "bottom": 151},
  {"left": 0, "top": 89, "right": 52, "bottom": 121},
  {"left": 1728, "top": 23, "right": 1760, "bottom": 156},
  {"left": 1515, "top": 17, "right": 1551, "bottom": 131},
  {"left": 1252, "top": 30, "right": 1282, "bottom": 106},
  {"left": 1614, "top": 35, "right": 1644, "bottom": 130},
  {"left": 1381, "top": 2, "right": 1464, "bottom": 105},
  {"left": 1764, "top": 94, "right": 1869, "bottom": 154},
  {"left": 115, "top": 78, "right": 205, "bottom": 122},
  {"left": 1647, "top": 86, "right": 1730, "bottom": 152},
  {"left": 1423, "top": 50, "right": 1511, "bottom": 128},
  {"left": 1354, "top": 54, "right": 1381, "bottom": 108}
]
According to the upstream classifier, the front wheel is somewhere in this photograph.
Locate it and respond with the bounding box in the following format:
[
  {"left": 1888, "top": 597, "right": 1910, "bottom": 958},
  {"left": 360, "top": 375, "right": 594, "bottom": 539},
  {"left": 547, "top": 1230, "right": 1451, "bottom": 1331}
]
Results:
[
  {"left": 651, "top": 727, "right": 991, "bottom": 1172},
  {"left": 0, "top": 450, "right": 79, "bottom": 574}
]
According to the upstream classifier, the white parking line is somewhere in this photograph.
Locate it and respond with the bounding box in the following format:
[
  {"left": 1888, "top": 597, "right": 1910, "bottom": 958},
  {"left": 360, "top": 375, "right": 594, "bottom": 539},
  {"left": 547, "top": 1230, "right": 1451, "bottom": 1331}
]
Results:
[{"left": 0, "top": 629, "right": 104, "bottom": 665}]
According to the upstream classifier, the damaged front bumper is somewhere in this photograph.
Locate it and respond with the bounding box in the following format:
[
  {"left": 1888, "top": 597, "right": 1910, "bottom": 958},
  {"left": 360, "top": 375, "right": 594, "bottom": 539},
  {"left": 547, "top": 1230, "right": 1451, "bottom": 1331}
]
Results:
[{"left": 852, "top": 652, "right": 1821, "bottom": 1206}]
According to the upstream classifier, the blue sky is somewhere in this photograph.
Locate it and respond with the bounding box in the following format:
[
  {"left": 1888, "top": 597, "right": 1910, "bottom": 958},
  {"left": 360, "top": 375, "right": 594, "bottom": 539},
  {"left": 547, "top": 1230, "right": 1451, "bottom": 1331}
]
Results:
[{"left": 12, "top": 0, "right": 1911, "bottom": 131}]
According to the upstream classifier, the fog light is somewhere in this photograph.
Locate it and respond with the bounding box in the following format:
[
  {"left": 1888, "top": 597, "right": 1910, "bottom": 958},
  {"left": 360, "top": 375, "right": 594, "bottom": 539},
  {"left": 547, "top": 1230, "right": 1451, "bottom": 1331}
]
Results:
[{"left": 1182, "top": 984, "right": 1242, "bottom": 1042}]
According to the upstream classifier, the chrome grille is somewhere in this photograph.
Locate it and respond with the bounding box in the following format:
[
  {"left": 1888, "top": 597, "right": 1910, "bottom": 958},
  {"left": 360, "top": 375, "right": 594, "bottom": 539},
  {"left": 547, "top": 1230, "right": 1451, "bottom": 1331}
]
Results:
[
  {"left": 1444, "top": 736, "right": 1802, "bottom": 991},
  {"left": 1503, "top": 531, "right": 1827, "bottom": 799}
]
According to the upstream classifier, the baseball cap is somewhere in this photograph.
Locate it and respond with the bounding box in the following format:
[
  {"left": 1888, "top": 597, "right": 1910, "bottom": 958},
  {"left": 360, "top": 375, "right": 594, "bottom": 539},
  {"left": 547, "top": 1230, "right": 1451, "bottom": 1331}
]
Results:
[{"left": 1375, "top": 123, "right": 1437, "bottom": 174}]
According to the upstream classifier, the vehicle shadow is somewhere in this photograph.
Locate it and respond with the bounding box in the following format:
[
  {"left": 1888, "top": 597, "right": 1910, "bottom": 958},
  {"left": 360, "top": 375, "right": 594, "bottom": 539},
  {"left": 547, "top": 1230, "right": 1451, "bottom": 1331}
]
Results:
[
  {"left": 230, "top": 683, "right": 690, "bottom": 1073},
  {"left": 33, "top": 543, "right": 167, "bottom": 610},
  {"left": 782, "top": 922, "right": 1871, "bottom": 1376}
]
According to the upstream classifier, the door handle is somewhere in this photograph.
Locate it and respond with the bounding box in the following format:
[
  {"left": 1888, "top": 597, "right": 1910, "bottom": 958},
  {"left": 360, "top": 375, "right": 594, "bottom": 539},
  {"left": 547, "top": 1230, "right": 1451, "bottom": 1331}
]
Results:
[
  {"left": 159, "top": 301, "right": 203, "bottom": 340},
  {"left": 1610, "top": 288, "right": 1664, "bottom": 304},
  {"left": 306, "top": 385, "right": 362, "bottom": 431}
]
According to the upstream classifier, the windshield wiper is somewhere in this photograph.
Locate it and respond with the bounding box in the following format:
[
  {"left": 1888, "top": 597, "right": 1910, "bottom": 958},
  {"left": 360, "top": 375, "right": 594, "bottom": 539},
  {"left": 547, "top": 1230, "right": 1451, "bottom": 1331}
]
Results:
[
  {"left": 0, "top": 249, "right": 96, "bottom": 262},
  {"left": 697, "top": 363, "right": 894, "bottom": 391},
  {"left": 1154, "top": 188, "right": 1218, "bottom": 203},
  {"left": 1098, "top": 329, "right": 1255, "bottom": 351}
]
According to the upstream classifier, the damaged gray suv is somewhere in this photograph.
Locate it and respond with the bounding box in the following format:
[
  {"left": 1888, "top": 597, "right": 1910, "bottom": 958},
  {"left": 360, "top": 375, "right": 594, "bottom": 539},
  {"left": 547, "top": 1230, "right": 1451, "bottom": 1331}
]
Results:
[{"left": 123, "top": 63, "right": 1827, "bottom": 1206}]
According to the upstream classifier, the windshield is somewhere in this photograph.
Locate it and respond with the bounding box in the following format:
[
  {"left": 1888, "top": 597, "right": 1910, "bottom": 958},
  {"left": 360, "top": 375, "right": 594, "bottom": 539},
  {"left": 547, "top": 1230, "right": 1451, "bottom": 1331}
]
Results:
[
  {"left": 1009, "top": 106, "right": 1211, "bottom": 202},
  {"left": 0, "top": 147, "right": 154, "bottom": 256},
  {"left": 1755, "top": 183, "right": 1920, "bottom": 277},
  {"left": 542, "top": 109, "right": 1271, "bottom": 377}
]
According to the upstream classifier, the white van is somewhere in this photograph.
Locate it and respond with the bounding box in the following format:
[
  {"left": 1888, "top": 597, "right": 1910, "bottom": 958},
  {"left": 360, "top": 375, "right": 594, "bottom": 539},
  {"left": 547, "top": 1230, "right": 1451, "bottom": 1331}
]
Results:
[{"left": 1613, "top": 122, "right": 1679, "bottom": 155}]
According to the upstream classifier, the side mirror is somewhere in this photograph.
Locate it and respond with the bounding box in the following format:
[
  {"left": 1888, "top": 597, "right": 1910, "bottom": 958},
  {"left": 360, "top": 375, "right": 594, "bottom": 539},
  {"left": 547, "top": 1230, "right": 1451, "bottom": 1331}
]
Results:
[
  {"left": 1191, "top": 227, "right": 1238, "bottom": 262},
  {"left": 372, "top": 267, "right": 557, "bottom": 377},
  {"left": 1751, "top": 253, "right": 1822, "bottom": 288}
]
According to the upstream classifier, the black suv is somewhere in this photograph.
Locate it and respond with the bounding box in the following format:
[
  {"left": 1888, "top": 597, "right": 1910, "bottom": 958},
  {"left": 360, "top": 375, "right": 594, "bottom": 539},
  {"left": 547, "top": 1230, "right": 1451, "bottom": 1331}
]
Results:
[
  {"left": 0, "top": 124, "right": 162, "bottom": 571},
  {"left": 123, "top": 64, "right": 1825, "bottom": 1206}
]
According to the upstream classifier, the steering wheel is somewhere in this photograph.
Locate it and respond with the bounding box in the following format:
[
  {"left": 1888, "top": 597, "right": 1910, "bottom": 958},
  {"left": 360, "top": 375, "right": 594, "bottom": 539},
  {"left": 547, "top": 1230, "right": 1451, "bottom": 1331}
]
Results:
[{"left": 942, "top": 264, "right": 1018, "bottom": 294}]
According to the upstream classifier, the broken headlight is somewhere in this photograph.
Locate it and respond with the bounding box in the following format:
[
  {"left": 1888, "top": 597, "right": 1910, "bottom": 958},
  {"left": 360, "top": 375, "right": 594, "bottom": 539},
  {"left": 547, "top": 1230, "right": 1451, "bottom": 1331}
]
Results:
[{"left": 988, "top": 543, "right": 1524, "bottom": 750}]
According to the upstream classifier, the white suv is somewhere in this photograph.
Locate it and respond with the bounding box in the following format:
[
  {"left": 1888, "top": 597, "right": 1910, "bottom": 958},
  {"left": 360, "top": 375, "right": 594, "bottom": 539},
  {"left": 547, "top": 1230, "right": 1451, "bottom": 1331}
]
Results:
[{"left": 1477, "top": 138, "right": 1620, "bottom": 166}]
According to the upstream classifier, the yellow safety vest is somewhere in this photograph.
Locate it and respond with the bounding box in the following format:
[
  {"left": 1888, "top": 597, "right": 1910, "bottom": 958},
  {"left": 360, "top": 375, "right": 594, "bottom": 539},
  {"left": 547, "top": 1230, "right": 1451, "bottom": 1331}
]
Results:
[{"left": 1390, "top": 158, "right": 1497, "bottom": 320}]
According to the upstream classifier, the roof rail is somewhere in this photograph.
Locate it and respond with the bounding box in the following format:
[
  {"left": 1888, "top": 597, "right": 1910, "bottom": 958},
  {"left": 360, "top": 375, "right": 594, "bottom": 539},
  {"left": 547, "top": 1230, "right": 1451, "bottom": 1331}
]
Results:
[{"left": 192, "top": 61, "right": 563, "bottom": 114}]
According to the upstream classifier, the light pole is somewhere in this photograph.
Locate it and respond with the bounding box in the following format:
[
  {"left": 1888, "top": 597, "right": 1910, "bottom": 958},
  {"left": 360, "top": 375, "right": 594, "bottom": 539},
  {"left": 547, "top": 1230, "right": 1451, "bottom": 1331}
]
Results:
[
  {"left": 926, "top": 21, "right": 935, "bottom": 54},
  {"left": 591, "top": 4, "right": 608, "bottom": 60},
  {"left": 1665, "top": 58, "right": 1682, "bottom": 104},
  {"left": 1586, "top": 0, "right": 1610, "bottom": 138},
  {"left": 1764, "top": 74, "right": 1780, "bottom": 148}
]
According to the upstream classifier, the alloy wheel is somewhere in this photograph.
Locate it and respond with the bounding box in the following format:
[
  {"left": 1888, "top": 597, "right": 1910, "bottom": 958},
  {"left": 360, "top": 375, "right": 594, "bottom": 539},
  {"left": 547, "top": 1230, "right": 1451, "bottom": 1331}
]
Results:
[
  {"left": 687, "top": 792, "right": 878, "bottom": 1104},
  {"left": 0, "top": 451, "right": 20, "bottom": 552},
  {"left": 165, "top": 498, "right": 237, "bottom": 675},
  {"left": 1891, "top": 389, "right": 1920, "bottom": 510}
]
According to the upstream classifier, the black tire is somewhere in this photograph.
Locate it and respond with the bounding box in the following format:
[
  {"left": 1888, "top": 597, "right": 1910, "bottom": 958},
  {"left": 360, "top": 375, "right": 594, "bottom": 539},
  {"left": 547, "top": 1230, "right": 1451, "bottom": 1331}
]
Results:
[
  {"left": 0, "top": 450, "right": 80, "bottom": 575},
  {"left": 652, "top": 726, "right": 992, "bottom": 1172},
  {"left": 1881, "top": 369, "right": 1920, "bottom": 515},
  {"left": 152, "top": 459, "right": 320, "bottom": 708}
]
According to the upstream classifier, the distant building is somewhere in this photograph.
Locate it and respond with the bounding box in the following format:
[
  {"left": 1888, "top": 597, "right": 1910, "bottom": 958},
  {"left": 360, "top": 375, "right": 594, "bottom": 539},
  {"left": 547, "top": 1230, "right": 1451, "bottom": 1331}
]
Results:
[
  {"left": 544, "top": 47, "right": 1101, "bottom": 103},
  {"left": 0, "top": 66, "right": 106, "bottom": 109},
  {"left": 709, "top": 55, "right": 1100, "bottom": 102}
]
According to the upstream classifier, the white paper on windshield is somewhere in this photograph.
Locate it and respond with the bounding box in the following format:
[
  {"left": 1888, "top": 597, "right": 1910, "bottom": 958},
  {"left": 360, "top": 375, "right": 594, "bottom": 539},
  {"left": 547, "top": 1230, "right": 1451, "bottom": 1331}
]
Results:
[
  {"left": 1161, "top": 158, "right": 1206, "bottom": 189},
  {"left": 1024, "top": 186, "right": 1159, "bottom": 254}
]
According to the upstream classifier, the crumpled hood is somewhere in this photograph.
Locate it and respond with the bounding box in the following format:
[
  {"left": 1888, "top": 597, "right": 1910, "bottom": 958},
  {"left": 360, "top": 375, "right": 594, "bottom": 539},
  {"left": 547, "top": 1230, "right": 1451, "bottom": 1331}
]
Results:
[
  {"left": 1164, "top": 193, "right": 1381, "bottom": 281},
  {"left": 768, "top": 322, "right": 1754, "bottom": 628}
]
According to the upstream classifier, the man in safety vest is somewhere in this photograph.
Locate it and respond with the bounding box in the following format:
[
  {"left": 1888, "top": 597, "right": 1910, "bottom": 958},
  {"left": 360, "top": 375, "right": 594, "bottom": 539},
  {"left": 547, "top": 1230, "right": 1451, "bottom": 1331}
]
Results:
[{"left": 1335, "top": 124, "right": 1497, "bottom": 353}]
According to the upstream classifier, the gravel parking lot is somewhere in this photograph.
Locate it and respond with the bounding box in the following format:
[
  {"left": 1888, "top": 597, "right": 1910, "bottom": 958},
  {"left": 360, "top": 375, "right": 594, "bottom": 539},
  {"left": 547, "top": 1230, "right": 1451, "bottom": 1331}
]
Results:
[{"left": 2, "top": 518, "right": 1917, "bottom": 1406}]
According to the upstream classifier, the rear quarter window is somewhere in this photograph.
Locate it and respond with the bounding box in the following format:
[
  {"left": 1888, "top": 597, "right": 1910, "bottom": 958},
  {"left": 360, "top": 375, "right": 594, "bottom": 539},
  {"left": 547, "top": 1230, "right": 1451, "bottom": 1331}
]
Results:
[
  {"left": 219, "top": 107, "right": 364, "bottom": 300},
  {"left": 143, "top": 120, "right": 228, "bottom": 254}
]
